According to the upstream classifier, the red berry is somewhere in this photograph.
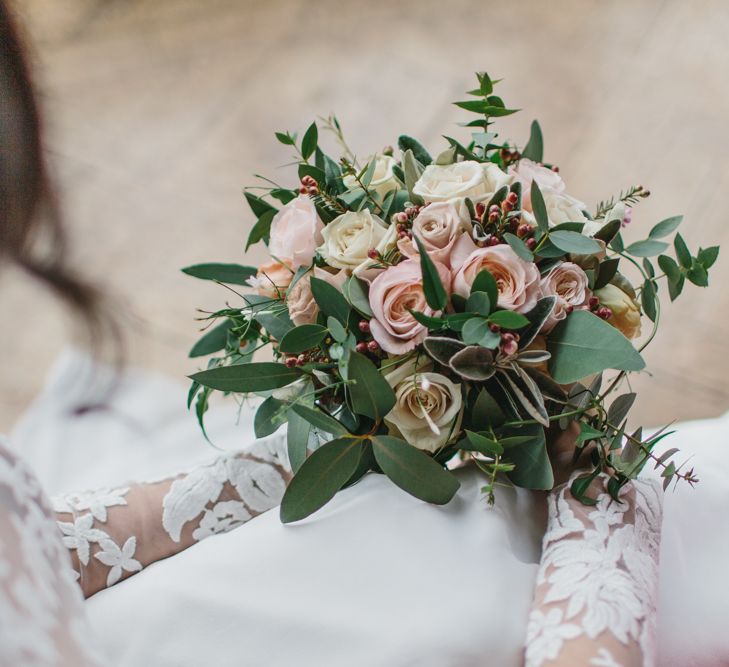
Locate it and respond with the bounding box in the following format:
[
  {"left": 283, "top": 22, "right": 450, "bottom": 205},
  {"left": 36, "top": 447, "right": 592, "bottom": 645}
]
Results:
[
  {"left": 367, "top": 248, "right": 379, "bottom": 260},
  {"left": 589, "top": 296, "right": 599, "bottom": 309},
  {"left": 395, "top": 211, "right": 408, "bottom": 224},
  {"left": 488, "top": 236, "right": 501, "bottom": 246},
  {"left": 507, "top": 191, "right": 519, "bottom": 204},
  {"left": 517, "top": 223, "right": 532, "bottom": 238},
  {"left": 367, "top": 340, "right": 379, "bottom": 353},
  {"left": 285, "top": 357, "right": 297, "bottom": 368},
  {"left": 597, "top": 307, "right": 612, "bottom": 320},
  {"left": 488, "top": 211, "right": 500, "bottom": 224},
  {"left": 358, "top": 320, "right": 371, "bottom": 333},
  {"left": 489, "top": 204, "right": 500, "bottom": 215},
  {"left": 299, "top": 186, "right": 308, "bottom": 194},
  {"left": 296, "top": 354, "right": 307, "bottom": 366},
  {"left": 475, "top": 202, "right": 486, "bottom": 217},
  {"left": 551, "top": 165, "right": 560, "bottom": 173},
  {"left": 526, "top": 238, "right": 537, "bottom": 250},
  {"left": 355, "top": 342, "right": 368, "bottom": 353},
  {"left": 489, "top": 323, "right": 501, "bottom": 333},
  {"left": 502, "top": 200, "right": 514, "bottom": 213}
]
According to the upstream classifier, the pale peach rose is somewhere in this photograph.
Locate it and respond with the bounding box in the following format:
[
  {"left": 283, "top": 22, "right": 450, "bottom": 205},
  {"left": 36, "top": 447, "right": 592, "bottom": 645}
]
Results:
[
  {"left": 268, "top": 196, "right": 324, "bottom": 268},
  {"left": 252, "top": 261, "right": 294, "bottom": 299},
  {"left": 508, "top": 158, "right": 566, "bottom": 208},
  {"left": 450, "top": 235, "right": 541, "bottom": 313},
  {"left": 539, "top": 262, "right": 591, "bottom": 332},
  {"left": 368, "top": 258, "right": 451, "bottom": 354},
  {"left": 286, "top": 267, "right": 348, "bottom": 325},
  {"left": 384, "top": 358, "right": 463, "bottom": 453},
  {"left": 397, "top": 200, "right": 472, "bottom": 267}
]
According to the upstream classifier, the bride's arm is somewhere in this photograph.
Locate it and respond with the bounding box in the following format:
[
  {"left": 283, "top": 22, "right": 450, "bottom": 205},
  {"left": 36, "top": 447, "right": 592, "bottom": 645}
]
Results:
[
  {"left": 524, "top": 474, "right": 663, "bottom": 667},
  {"left": 52, "top": 434, "right": 291, "bottom": 598}
]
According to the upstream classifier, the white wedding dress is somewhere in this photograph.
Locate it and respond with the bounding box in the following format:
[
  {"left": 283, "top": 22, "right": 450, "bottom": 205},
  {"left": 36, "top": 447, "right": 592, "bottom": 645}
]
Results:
[{"left": 7, "top": 348, "right": 729, "bottom": 666}]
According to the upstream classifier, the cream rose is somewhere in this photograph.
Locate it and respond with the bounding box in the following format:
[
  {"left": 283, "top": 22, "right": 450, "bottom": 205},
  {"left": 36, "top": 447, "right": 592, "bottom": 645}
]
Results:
[
  {"left": 318, "top": 210, "right": 388, "bottom": 271},
  {"left": 539, "top": 262, "right": 591, "bottom": 332},
  {"left": 450, "top": 235, "right": 541, "bottom": 312},
  {"left": 352, "top": 220, "right": 398, "bottom": 282},
  {"left": 508, "top": 158, "right": 566, "bottom": 208},
  {"left": 384, "top": 358, "right": 463, "bottom": 453},
  {"left": 286, "top": 268, "right": 348, "bottom": 325},
  {"left": 369, "top": 258, "right": 451, "bottom": 354},
  {"left": 397, "top": 200, "right": 472, "bottom": 267},
  {"left": 543, "top": 191, "right": 589, "bottom": 227},
  {"left": 268, "top": 195, "right": 324, "bottom": 268},
  {"left": 413, "top": 161, "right": 511, "bottom": 203},
  {"left": 343, "top": 154, "right": 400, "bottom": 200},
  {"left": 595, "top": 283, "right": 642, "bottom": 339},
  {"left": 249, "top": 261, "right": 293, "bottom": 299}
]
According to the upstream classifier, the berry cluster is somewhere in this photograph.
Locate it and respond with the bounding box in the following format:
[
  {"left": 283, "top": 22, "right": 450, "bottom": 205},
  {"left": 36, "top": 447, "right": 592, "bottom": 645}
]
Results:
[{"left": 299, "top": 174, "right": 319, "bottom": 196}]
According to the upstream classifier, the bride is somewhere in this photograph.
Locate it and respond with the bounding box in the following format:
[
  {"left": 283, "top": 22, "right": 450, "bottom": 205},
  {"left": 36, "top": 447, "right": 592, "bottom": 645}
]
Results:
[{"left": 0, "top": 4, "right": 665, "bottom": 665}]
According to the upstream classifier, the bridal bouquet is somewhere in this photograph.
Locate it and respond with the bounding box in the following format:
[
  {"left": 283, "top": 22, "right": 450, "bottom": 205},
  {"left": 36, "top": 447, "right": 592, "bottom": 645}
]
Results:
[{"left": 185, "top": 72, "right": 718, "bottom": 522}]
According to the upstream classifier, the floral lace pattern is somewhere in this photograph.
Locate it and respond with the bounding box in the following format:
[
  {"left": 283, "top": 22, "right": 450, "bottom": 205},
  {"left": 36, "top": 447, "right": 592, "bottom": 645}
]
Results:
[
  {"left": 0, "top": 444, "right": 104, "bottom": 666},
  {"left": 525, "top": 476, "right": 663, "bottom": 667},
  {"left": 53, "top": 433, "right": 291, "bottom": 597}
]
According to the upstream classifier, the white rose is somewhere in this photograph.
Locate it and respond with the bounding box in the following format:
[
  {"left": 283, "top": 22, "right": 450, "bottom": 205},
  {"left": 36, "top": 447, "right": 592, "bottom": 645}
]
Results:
[
  {"left": 343, "top": 154, "right": 400, "bottom": 200},
  {"left": 352, "top": 219, "right": 398, "bottom": 281},
  {"left": 318, "top": 210, "right": 388, "bottom": 271},
  {"left": 413, "top": 161, "right": 511, "bottom": 203},
  {"left": 583, "top": 202, "right": 624, "bottom": 237},
  {"left": 543, "top": 191, "right": 588, "bottom": 227},
  {"left": 384, "top": 358, "right": 463, "bottom": 453}
]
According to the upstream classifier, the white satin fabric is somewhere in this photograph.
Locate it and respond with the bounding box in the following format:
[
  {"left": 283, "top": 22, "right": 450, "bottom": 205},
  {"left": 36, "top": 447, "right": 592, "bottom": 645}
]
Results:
[{"left": 10, "top": 348, "right": 729, "bottom": 666}]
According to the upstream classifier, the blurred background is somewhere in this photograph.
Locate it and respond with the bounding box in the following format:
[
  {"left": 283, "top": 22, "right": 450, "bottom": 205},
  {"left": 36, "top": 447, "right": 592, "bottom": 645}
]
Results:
[{"left": 2, "top": 0, "right": 728, "bottom": 433}]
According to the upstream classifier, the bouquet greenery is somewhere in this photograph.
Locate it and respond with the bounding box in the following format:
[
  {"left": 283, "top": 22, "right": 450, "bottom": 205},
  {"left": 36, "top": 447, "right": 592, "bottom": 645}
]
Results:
[{"left": 184, "top": 72, "right": 719, "bottom": 523}]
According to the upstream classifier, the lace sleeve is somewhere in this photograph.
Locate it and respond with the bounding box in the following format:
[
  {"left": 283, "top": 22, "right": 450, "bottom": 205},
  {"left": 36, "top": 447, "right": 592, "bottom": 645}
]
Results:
[
  {"left": 52, "top": 434, "right": 291, "bottom": 598},
  {"left": 524, "top": 476, "right": 663, "bottom": 667}
]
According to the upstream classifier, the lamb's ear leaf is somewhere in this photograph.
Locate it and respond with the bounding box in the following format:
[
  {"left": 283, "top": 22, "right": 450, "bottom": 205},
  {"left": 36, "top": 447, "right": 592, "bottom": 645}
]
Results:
[
  {"left": 500, "top": 366, "right": 549, "bottom": 427},
  {"left": 423, "top": 336, "right": 467, "bottom": 365},
  {"left": 372, "top": 435, "right": 460, "bottom": 504},
  {"left": 280, "top": 437, "right": 362, "bottom": 523},
  {"left": 449, "top": 346, "right": 496, "bottom": 381}
]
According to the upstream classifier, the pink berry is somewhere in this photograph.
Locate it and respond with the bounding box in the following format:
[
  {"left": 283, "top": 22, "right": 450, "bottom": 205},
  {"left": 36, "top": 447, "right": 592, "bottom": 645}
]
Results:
[
  {"left": 507, "top": 191, "right": 518, "bottom": 205},
  {"left": 526, "top": 238, "right": 537, "bottom": 250},
  {"left": 355, "top": 342, "right": 368, "bottom": 353},
  {"left": 367, "top": 340, "right": 380, "bottom": 353},
  {"left": 358, "top": 320, "right": 370, "bottom": 333},
  {"left": 367, "top": 248, "right": 379, "bottom": 260}
]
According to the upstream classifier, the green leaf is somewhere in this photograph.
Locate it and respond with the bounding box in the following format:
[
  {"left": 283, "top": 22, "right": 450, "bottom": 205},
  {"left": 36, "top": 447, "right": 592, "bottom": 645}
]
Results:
[
  {"left": 360, "top": 158, "right": 377, "bottom": 189},
  {"left": 607, "top": 392, "right": 636, "bottom": 427},
  {"left": 521, "top": 120, "right": 543, "bottom": 162},
  {"left": 254, "top": 396, "right": 288, "bottom": 438},
  {"left": 244, "top": 192, "right": 277, "bottom": 218},
  {"left": 290, "top": 404, "right": 349, "bottom": 437},
  {"left": 189, "top": 320, "right": 234, "bottom": 358},
  {"left": 280, "top": 437, "right": 362, "bottom": 523},
  {"left": 547, "top": 310, "right": 645, "bottom": 383},
  {"left": 641, "top": 280, "right": 657, "bottom": 321},
  {"left": 516, "top": 297, "right": 556, "bottom": 349},
  {"left": 348, "top": 351, "right": 396, "bottom": 421},
  {"left": 471, "top": 389, "right": 505, "bottom": 427},
  {"left": 397, "top": 135, "right": 432, "bottom": 166},
  {"left": 310, "top": 276, "right": 350, "bottom": 325},
  {"left": 488, "top": 310, "right": 530, "bottom": 329},
  {"left": 190, "top": 362, "right": 302, "bottom": 393},
  {"left": 657, "top": 255, "right": 681, "bottom": 284},
  {"left": 687, "top": 261, "right": 709, "bottom": 287},
  {"left": 577, "top": 422, "right": 605, "bottom": 444},
  {"left": 649, "top": 215, "right": 683, "bottom": 238},
  {"left": 372, "top": 435, "right": 460, "bottom": 504},
  {"left": 461, "top": 319, "right": 500, "bottom": 349},
  {"left": 503, "top": 232, "right": 534, "bottom": 261},
  {"left": 343, "top": 275, "right": 373, "bottom": 317},
  {"left": 275, "top": 131, "right": 295, "bottom": 146},
  {"left": 301, "top": 122, "right": 318, "bottom": 160},
  {"left": 471, "top": 269, "right": 499, "bottom": 307},
  {"left": 530, "top": 181, "right": 549, "bottom": 233},
  {"left": 414, "top": 235, "right": 448, "bottom": 310},
  {"left": 402, "top": 149, "right": 425, "bottom": 205},
  {"left": 423, "top": 336, "right": 467, "bottom": 365},
  {"left": 549, "top": 231, "right": 603, "bottom": 255},
  {"left": 668, "top": 274, "right": 685, "bottom": 301},
  {"left": 465, "top": 291, "right": 491, "bottom": 316},
  {"left": 287, "top": 404, "right": 312, "bottom": 473},
  {"left": 454, "top": 99, "right": 489, "bottom": 113},
  {"left": 246, "top": 209, "right": 276, "bottom": 250},
  {"left": 449, "top": 346, "right": 497, "bottom": 380},
  {"left": 498, "top": 424, "right": 553, "bottom": 490},
  {"left": 181, "top": 263, "right": 257, "bottom": 285},
  {"left": 625, "top": 239, "right": 669, "bottom": 257},
  {"left": 279, "top": 324, "right": 327, "bottom": 354},
  {"left": 463, "top": 430, "right": 503, "bottom": 456},
  {"left": 674, "top": 233, "right": 692, "bottom": 268},
  {"left": 570, "top": 471, "right": 600, "bottom": 505},
  {"left": 255, "top": 308, "right": 294, "bottom": 341},
  {"left": 697, "top": 246, "right": 720, "bottom": 269},
  {"left": 327, "top": 316, "right": 347, "bottom": 343},
  {"left": 594, "top": 258, "right": 620, "bottom": 290}
]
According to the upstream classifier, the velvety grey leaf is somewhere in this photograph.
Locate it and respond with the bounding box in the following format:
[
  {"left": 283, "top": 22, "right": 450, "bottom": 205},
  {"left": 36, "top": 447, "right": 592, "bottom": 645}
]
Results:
[{"left": 449, "top": 346, "right": 496, "bottom": 381}]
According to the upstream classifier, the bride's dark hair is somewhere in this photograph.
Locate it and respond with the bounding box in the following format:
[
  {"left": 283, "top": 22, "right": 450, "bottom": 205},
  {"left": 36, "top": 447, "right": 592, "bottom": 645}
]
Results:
[{"left": 0, "top": 2, "right": 105, "bottom": 332}]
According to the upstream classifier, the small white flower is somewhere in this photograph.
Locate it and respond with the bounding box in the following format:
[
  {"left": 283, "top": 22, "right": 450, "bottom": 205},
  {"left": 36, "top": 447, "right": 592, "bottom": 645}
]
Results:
[
  {"left": 57, "top": 514, "right": 108, "bottom": 565},
  {"left": 94, "top": 537, "right": 142, "bottom": 586}
]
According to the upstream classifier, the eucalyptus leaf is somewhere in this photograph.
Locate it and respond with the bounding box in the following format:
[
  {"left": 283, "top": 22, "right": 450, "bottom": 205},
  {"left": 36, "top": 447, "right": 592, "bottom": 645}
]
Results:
[
  {"left": 649, "top": 215, "right": 683, "bottom": 239},
  {"left": 343, "top": 276, "right": 373, "bottom": 317},
  {"left": 244, "top": 192, "right": 277, "bottom": 218},
  {"left": 498, "top": 424, "right": 553, "bottom": 490},
  {"left": 461, "top": 319, "right": 501, "bottom": 349},
  {"left": 466, "top": 291, "right": 491, "bottom": 316},
  {"left": 190, "top": 362, "right": 302, "bottom": 393},
  {"left": 397, "top": 135, "right": 432, "bottom": 166},
  {"left": 625, "top": 239, "right": 669, "bottom": 257},
  {"left": 245, "top": 209, "right": 276, "bottom": 250},
  {"left": 521, "top": 120, "right": 543, "bottom": 162},
  {"left": 463, "top": 430, "right": 503, "bottom": 456},
  {"left": 279, "top": 324, "right": 327, "bottom": 354},
  {"left": 189, "top": 320, "right": 234, "bottom": 358},
  {"left": 310, "top": 276, "right": 351, "bottom": 325},
  {"left": 674, "top": 233, "right": 692, "bottom": 268},
  {"left": 254, "top": 396, "right": 288, "bottom": 438},
  {"left": 471, "top": 389, "right": 505, "bottom": 427},
  {"left": 301, "top": 122, "right": 318, "bottom": 160},
  {"left": 547, "top": 310, "right": 645, "bottom": 383},
  {"left": 181, "top": 263, "right": 257, "bottom": 285},
  {"left": 280, "top": 437, "right": 362, "bottom": 523},
  {"left": 471, "top": 269, "right": 499, "bottom": 307},
  {"left": 402, "top": 149, "right": 425, "bottom": 205},
  {"left": 414, "top": 235, "right": 447, "bottom": 310},
  {"left": 372, "top": 435, "right": 460, "bottom": 504},
  {"left": 489, "top": 310, "right": 529, "bottom": 329},
  {"left": 530, "top": 181, "right": 549, "bottom": 233},
  {"left": 503, "top": 232, "right": 534, "bottom": 261},
  {"left": 290, "top": 404, "right": 349, "bottom": 437},
  {"left": 348, "top": 351, "right": 396, "bottom": 421},
  {"left": 549, "top": 231, "right": 603, "bottom": 255}
]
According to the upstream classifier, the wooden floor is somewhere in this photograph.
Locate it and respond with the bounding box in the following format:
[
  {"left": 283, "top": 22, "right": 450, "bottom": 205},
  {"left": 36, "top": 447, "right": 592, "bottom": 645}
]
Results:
[{"left": 2, "top": 0, "right": 729, "bottom": 431}]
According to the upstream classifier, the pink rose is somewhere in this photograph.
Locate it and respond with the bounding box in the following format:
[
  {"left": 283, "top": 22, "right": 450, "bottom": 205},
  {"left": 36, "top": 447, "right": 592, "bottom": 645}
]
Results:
[
  {"left": 450, "top": 235, "right": 541, "bottom": 313},
  {"left": 539, "top": 262, "right": 591, "bottom": 332},
  {"left": 369, "top": 259, "right": 451, "bottom": 355},
  {"left": 286, "top": 268, "right": 347, "bottom": 325},
  {"left": 268, "top": 196, "right": 324, "bottom": 268},
  {"left": 397, "top": 201, "right": 472, "bottom": 268},
  {"left": 508, "top": 158, "right": 566, "bottom": 209},
  {"left": 252, "top": 261, "right": 293, "bottom": 299}
]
